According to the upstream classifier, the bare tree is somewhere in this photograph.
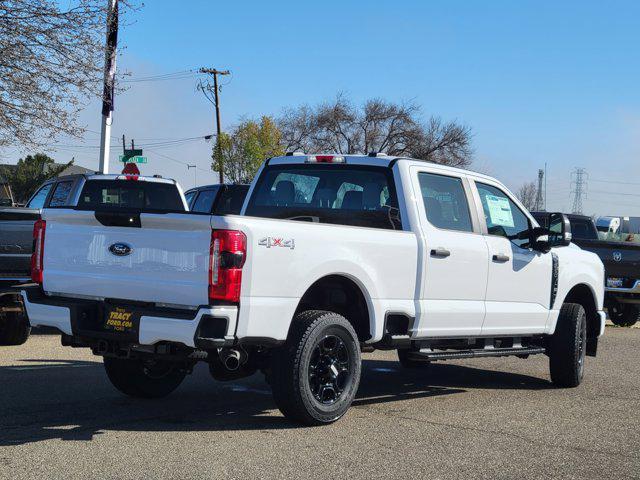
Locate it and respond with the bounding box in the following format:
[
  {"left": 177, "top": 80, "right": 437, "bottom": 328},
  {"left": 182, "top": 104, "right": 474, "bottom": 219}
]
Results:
[
  {"left": 0, "top": 0, "right": 137, "bottom": 149},
  {"left": 516, "top": 181, "right": 538, "bottom": 211},
  {"left": 278, "top": 93, "right": 473, "bottom": 168}
]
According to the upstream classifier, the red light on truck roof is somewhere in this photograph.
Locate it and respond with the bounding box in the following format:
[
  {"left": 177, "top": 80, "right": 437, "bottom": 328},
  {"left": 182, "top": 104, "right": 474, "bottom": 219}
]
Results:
[{"left": 306, "top": 155, "right": 345, "bottom": 164}]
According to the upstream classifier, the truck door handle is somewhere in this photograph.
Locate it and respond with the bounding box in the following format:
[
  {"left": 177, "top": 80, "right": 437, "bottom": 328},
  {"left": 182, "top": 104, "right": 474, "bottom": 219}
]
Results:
[
  {"left": 431, "top": 248, "right": 451, "bottom": 258},
  {"left": 492, "top": 253, "right": 510, "bottom": 262}
]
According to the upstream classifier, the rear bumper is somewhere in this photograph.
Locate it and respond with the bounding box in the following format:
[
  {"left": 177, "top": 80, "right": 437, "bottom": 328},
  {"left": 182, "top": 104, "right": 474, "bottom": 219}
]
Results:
[{"left": 20, "top": 287, "right": 238, "bottom": 348}]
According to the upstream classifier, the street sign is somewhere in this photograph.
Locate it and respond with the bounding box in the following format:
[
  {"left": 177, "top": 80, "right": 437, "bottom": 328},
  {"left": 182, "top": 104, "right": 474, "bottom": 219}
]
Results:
[{"left": 119, "top": 154, "right": 147, "bottom": 164}]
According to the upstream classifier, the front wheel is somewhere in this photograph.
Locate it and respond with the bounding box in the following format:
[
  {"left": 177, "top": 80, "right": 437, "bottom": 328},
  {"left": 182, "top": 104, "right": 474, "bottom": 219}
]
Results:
[
  {"left": 548, "top": 303, "right": 587, "bottom": 388},
  {"left": 103, "top": 357, "right": 187, "bottom": 399},
  {"left": 271, "top": 310, "right": 361, "bottom": 426},
  {"left": 608, "top": 302, "right": 639, "bottom": 327}
]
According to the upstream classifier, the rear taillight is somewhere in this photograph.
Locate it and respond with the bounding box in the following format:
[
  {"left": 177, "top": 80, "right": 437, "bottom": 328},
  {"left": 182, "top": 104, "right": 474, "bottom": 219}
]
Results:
[
  {"left": 209, "top": 229, "right": 247, "bottom": 303},
  {"left": 31, "top": 219, "right": 46, "bottom": 284}
]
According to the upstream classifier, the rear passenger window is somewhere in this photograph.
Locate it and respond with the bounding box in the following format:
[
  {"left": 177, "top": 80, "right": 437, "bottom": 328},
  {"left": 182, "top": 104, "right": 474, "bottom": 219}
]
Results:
[
  {"left": 418, "top": 173, "right": 473, "bottom": 232},
  {"left": 48, "top": 181, "right": 74, "bottom": 207}
]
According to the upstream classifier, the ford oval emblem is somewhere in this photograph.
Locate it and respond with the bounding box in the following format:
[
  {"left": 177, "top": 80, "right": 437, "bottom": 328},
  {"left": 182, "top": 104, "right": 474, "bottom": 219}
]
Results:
[
  {"left": 109, "top": 243, "right": 132, "bottom": 257},
  {"left": 613, "top": 251, "right": 622, "bottom": 262}
]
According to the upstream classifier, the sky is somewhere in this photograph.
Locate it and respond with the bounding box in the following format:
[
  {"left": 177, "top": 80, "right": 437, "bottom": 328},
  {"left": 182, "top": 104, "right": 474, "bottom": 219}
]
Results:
[{"left": 2, "top": 0, "right": 639, "bottom": 216}]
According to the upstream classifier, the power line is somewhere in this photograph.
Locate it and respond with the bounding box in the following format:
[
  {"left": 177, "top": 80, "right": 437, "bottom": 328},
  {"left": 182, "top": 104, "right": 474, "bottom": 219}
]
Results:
[
  {"left": 590, "top": 178, "right": 640, "bottom": 187},
  {"left": 119, "top": 69, "right": 200, "bottom": 83},
  {"left": 589, "top": 190, "right": 640, "bottom": 198},
  {"left": 51, "top": 134, "right": 214, "bottom": 150},
  {"left": 145, "top": 148, "right": 211, "bottom": 174}
]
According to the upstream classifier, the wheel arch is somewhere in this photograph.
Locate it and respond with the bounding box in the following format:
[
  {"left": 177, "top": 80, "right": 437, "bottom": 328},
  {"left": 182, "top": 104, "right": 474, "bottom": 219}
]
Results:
[
  {"left": 559, "top": 283, "right": 600, "bottom": 355},
  {"left": 292, "top": 274, "right": 374, "bottom": 342}
]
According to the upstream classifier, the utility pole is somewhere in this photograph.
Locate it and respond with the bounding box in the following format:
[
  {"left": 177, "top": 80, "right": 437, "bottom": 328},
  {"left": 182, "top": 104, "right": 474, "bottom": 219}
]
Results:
[
  {"left": 198, "top": 68, "right": 230, "bottom": 183},
  {"left": 535, "top": 169, "right": 545, "bottom": 211},
  {"left": 187, "top": 164, "right": 197, "bottom": 188},
  {"left": 571, "top": 168, "right": 588, "bottom": 214},
  {"left": 98, "top": 0, "right": 118, "bottom": 174}
]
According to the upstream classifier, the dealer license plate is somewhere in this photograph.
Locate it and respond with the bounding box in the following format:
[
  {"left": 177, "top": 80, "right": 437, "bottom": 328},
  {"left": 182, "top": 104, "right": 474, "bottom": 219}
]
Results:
[{"left": 104, "top": 306, "right": 136, "bottom": 333}]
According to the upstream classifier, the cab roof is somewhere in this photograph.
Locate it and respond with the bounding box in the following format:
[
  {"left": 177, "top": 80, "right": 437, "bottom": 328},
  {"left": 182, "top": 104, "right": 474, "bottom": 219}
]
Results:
[{"left": 267, "top": 154, "right": 496, "bottom": 183}]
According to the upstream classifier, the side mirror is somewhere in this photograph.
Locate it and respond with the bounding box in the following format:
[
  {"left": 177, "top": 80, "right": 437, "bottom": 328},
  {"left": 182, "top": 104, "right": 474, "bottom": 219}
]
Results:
[{"left": 548, "top": 212, "right": 572, "bottom": 247}]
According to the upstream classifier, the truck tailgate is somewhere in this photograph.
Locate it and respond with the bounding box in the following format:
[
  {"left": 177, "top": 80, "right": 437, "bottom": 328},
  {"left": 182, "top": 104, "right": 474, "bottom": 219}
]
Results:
[{"left": 41, "top": 209, "right": 212, "bottom": 307}]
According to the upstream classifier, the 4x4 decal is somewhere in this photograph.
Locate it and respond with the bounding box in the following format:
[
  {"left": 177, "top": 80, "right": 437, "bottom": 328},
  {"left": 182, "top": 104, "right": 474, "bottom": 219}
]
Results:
[{"left": 258, "top": 237, "right": 295, "bottom": 250}]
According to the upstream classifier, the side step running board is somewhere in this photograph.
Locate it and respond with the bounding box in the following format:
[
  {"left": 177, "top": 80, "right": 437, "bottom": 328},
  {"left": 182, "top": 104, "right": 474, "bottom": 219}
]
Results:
[{"left": 408, "top": 347, "right": 546, "bottom": 361}]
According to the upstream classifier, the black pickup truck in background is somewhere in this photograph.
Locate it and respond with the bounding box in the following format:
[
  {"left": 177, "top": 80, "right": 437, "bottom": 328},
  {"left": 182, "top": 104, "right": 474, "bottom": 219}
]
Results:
[
  {"left": 533, "top": 212, "right": 640, "bottom": 327},
  {"left": 184, "top": 183, "right": 249, "bottom": 215}
]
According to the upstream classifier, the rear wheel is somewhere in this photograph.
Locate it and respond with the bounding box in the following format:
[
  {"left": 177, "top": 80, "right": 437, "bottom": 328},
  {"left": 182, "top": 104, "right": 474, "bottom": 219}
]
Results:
[
  {"left": 608, "top": 302, "right": 639, "bottom": 327},
  {"left": 103, "top": 357, "right": 187, "bottom": 399},
  {"left": 0, "top": 310, "right": 30, "bottom": 346},
  {"left": 271, "top": 310, "right": 361, "bottom": 426},
  {"left": 548, "top": 303, "right": 587, "bottom": 388}
]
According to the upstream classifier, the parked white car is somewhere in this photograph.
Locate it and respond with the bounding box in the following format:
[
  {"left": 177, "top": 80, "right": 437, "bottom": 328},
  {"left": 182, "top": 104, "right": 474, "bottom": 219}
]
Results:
[{"left": 22, "top": 154, "right": 605, "bottom": 425}]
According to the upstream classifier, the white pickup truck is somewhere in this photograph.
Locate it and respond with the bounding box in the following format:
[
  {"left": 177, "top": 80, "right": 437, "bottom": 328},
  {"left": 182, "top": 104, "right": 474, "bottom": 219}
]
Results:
[{"left": 22, "top": 154, "right": 606, "bottom": 425}]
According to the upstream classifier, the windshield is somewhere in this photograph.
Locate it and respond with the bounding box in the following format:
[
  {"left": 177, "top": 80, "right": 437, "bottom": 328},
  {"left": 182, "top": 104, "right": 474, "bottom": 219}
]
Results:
[
  {"left": 245, "top": 164, "right": 400, "bottom": 230},
  {"left": 76, "top": 180, "right": 185, "bottom": 212}
]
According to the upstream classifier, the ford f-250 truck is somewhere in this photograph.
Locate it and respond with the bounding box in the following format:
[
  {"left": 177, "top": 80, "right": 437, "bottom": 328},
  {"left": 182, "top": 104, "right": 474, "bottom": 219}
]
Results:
[{"left": 22, "top": 154, "right": 606, "bottom": 425}]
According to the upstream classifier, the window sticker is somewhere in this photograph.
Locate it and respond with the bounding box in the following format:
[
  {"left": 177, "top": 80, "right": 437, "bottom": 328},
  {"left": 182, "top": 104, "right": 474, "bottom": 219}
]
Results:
[{"left": 486, "top": 194, "right": 514, "bottom": 228}]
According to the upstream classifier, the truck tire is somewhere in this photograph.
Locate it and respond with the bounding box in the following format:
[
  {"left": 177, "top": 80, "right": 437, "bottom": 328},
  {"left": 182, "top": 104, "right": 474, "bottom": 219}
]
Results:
[
  {"left": 548, "top": 303, "right": 587, "bottom": 388},
  {"left": 271, "top": 310, "right": 361, "bottom": 426},
  {"left": 103, "top": 357, "right": 187, "bottom": 399},
  {"left": 397, "top": 348, "right": 431, "bottom": 369},
  {"left": 608, "top": 303, "right": 639, "bottom": 327},
  {"left": 0, "top": 311, "right": 31, "bottom": 346}
]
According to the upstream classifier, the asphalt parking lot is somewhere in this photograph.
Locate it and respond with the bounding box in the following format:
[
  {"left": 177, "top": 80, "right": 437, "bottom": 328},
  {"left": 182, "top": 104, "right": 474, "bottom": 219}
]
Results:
[{"left": 1, "top": 327, "right": 639, "bottom": 480}]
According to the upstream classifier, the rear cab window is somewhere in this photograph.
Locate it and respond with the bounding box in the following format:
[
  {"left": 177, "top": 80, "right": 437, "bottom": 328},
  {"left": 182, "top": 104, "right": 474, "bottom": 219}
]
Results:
[
  {"left": 568, "top": 217, "right": 598, "bottom": 240},
  {"left": 245, "top": 164, "right": 400, "bottom": 230},
  {"left": 215, "top": 185, "right": 249, "bottom": 215},
  {"left": 76, "top": 180, "right": 185, "bottom": 212},
  {"left": 191, "top": 187, "right": 220, "bottom": 213}
]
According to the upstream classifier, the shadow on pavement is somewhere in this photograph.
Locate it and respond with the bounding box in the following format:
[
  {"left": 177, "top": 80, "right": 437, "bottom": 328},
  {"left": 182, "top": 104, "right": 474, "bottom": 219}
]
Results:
[{"left": 0, "top": 356, "right": 551, "bottom": 446}]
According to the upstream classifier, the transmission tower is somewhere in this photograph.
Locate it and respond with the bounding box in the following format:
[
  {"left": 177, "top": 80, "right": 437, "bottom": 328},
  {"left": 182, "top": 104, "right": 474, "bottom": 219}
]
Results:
[
  {"left": 534, "top": 169, "right": 545, "bottom": 211},
  {"left": 571, "top": 168, "right": 588, "bottom": 214}
]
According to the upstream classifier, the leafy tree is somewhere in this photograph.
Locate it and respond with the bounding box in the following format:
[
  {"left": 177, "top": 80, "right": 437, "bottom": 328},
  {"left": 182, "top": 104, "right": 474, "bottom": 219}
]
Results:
[
  {"left": 0, "top": 0, "right": 138, "bottom": 149},
  {"left": 216, "top": 117, "right": 285, "bottom": 184},
  {"left": 0, "top": 153, "right": 71, "bottom": 203},
  {"left": 278, "top": 93, "right": 473, "bottom": 168}
]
